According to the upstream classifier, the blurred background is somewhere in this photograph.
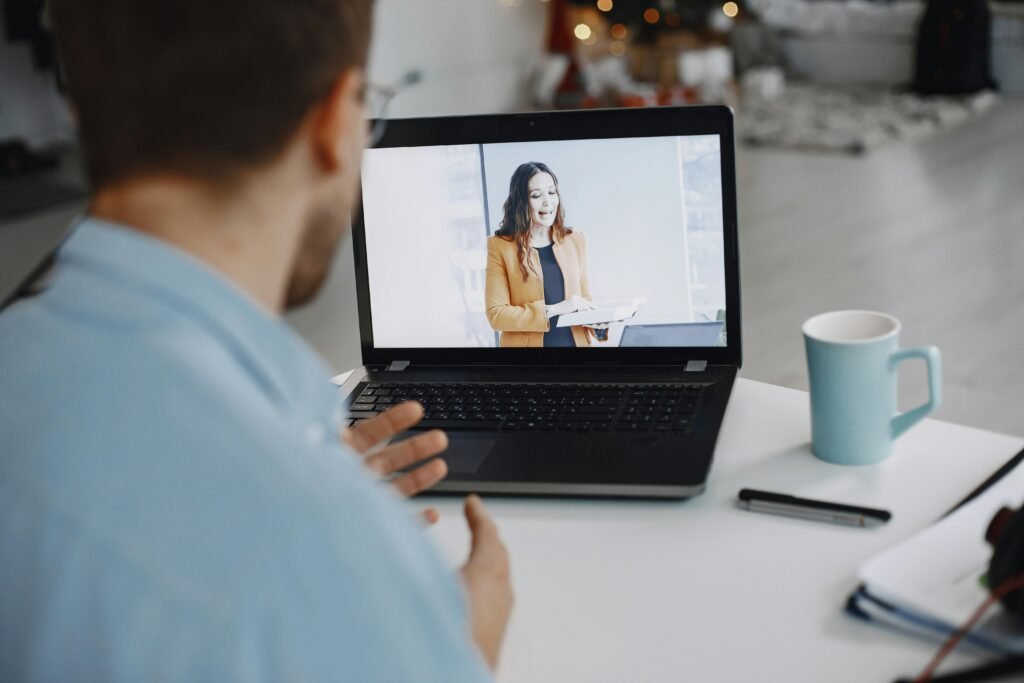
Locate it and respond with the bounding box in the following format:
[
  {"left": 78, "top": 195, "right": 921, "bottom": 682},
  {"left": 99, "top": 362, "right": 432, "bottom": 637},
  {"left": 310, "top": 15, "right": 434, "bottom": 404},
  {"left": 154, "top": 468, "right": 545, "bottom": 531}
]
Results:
[{"left": 1, "top": 0, "right": 1022, "bottom": 433}]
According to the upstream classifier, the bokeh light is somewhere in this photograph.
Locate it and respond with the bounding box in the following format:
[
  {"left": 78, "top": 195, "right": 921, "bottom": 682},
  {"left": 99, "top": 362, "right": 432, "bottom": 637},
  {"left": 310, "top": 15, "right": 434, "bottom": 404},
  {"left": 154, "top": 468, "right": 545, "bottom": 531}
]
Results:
[
  {"left": 610, "top": 23, "right": 628, "bottom": 39},
  {"left": 597, "top": 0, "right": 614, "bottom": 11},
  {"left": 610, "top": 40, "right": 626, "bottom": 56},
  {"left": 723, "top": 2, "right": 739, "bottom": 17},
  {"left": 574, "top": 23, "right": 593, "bottom": 40},
  {"left": 643, "top": 8, "right": 660, "bottom": 23}
]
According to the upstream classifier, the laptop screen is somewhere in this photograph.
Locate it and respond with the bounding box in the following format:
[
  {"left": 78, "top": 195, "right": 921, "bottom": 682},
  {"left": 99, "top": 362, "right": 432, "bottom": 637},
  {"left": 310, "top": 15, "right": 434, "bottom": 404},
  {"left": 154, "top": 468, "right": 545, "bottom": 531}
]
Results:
[{"left": 359, "top": 134, "right": 727, "bottom": 350}]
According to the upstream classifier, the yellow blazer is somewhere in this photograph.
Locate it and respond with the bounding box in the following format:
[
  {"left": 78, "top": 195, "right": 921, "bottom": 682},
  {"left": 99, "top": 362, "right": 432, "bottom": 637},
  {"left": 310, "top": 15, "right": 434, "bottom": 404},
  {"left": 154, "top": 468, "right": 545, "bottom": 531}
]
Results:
[{"left": 485, "top": 231, "right": 594, "bottom": 348}]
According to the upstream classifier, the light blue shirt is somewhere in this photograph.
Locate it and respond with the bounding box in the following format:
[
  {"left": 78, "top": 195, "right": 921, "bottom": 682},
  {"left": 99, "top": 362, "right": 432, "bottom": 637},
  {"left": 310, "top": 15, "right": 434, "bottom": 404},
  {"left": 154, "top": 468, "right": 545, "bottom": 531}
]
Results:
[{"left": 0, "top": 218, "right": 491, "bottom": 682}]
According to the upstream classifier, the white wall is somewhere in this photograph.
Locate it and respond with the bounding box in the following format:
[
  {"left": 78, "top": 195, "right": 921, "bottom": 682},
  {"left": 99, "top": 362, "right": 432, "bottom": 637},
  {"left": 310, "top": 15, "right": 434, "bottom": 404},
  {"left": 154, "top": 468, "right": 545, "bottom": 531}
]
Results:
[
  {"left": 288, "top": 0, "right": 549, "bottom": 368},
  {"left": 366, "top": 0, "right": 547, "bottom": 117}
]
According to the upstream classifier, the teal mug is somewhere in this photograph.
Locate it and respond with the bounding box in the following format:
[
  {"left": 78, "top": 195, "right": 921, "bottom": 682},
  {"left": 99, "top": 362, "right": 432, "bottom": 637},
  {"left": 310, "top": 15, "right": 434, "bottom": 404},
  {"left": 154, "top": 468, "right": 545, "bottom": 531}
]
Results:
[{"left": 803, "top": 310, "right": 941, "bottom": 465}]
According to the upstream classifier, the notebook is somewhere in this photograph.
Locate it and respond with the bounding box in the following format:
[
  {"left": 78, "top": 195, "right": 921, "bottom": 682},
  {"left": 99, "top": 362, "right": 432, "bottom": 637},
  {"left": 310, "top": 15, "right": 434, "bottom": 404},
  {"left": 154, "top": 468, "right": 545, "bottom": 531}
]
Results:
[
  {"left": 555, "top": 297, "right": 645, "bottom": 328},
  {"left": 848, "top": 448, "right": 1024, "bottom": 654}
]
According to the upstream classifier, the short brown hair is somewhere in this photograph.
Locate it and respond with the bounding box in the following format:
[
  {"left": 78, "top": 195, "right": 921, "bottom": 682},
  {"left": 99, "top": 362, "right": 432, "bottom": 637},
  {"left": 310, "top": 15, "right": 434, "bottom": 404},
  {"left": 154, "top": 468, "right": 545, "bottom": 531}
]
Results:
[{"left": 51, "top": 0, "right": 374, "bottom": 188}]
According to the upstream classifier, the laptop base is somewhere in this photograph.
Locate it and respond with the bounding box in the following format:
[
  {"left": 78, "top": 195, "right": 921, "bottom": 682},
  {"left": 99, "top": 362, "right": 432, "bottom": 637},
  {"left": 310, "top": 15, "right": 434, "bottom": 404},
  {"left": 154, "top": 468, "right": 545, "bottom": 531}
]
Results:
[{"left": 340, "top": 365, "right": 736, "bottom": 500}]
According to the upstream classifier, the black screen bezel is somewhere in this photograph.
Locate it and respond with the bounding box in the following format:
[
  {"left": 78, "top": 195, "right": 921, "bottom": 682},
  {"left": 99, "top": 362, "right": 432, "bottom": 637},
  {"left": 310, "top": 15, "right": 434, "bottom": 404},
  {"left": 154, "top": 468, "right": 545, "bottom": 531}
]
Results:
[{"left": 352, "top": 106, "right": 741, "bottom": 367}]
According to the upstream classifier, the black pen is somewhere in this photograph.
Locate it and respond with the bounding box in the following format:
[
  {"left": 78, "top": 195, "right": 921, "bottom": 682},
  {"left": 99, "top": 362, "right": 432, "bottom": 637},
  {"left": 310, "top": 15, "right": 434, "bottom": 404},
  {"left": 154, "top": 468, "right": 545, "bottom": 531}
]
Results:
[{"left": 737, "top": 488, "right": 892, "bottom": 528}]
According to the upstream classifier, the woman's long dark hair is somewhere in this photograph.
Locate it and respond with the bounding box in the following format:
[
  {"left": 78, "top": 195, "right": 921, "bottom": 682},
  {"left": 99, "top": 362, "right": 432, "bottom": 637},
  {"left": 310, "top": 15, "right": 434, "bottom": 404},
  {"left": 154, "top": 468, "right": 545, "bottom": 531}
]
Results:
[{"left": 495, "top": 161, "right": 572, "bottom": 282}]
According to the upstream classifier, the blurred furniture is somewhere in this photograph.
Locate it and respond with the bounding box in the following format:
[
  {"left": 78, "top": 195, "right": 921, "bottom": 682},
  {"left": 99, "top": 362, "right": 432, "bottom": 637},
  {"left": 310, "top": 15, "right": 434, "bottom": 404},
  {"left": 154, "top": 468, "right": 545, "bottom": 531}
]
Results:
[
  {"left": 0, "top": 200, "right": 81, "bottom": 308},
  {"left": 748, "top": 0, "right": 1024, "bottom": 93},
  {"left": 0, "top": 146, "right": 86, "bottom": 308},
  {"left": 0, "top": 171, "right": 85, "bottom": 219},
  {"left": 0, "top": 0, "right": 74, "bottom": 148},
  {"left": 992, "top": 1, "right": 1024, "bottom": 94}
]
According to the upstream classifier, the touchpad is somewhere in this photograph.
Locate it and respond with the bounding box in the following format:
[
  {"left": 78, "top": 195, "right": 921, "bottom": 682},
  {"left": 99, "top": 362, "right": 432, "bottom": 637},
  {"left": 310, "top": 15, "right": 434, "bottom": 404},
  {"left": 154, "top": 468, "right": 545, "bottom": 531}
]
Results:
[{"left": 440, "top": 437, "right": 495, "bottom": 475}]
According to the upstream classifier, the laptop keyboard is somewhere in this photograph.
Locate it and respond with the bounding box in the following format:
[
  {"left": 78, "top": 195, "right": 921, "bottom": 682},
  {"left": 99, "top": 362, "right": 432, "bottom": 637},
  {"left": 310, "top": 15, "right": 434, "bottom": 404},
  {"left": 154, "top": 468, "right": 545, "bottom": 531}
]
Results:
[{"left": 346, "top": 382, "right": 708, "bottom": 434}]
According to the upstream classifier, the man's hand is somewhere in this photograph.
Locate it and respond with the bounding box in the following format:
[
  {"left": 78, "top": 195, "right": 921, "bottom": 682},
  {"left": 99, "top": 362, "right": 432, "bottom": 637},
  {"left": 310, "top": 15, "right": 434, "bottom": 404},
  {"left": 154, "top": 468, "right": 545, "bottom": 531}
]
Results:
[
  {"left": 341, "top": 401, "right": 448, "bottom": 523},
  {"left": 460, "top": 495, "right": 513, "bottom": 671}
]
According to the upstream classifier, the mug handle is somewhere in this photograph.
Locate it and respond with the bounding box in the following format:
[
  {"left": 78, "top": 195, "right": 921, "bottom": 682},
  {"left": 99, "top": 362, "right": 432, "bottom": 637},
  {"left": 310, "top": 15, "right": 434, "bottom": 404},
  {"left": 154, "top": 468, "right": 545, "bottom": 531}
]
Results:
[{"left": 890, "top": 346, "right": 942, "bottom": 439}]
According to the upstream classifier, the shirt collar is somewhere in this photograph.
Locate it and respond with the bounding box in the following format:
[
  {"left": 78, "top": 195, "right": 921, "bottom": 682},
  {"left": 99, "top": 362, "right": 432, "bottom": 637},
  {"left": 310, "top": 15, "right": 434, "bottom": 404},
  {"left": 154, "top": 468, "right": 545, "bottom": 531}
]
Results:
[{"left": 58, "top": 216, "right": 341, "bottom": 424}]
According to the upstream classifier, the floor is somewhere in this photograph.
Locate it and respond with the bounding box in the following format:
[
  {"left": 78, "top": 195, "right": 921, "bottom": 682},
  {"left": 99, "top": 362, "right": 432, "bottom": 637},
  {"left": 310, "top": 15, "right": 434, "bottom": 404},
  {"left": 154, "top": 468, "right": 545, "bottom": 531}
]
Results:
[
  {"left": 289, "top": 99, "right": 1024, "bottom": 437},
  {"left": 734, "top": 100, "right": 1024, "bottom": 436},
  {"left": 2, "top": 102, "right": 1021, "bottom": 436}
]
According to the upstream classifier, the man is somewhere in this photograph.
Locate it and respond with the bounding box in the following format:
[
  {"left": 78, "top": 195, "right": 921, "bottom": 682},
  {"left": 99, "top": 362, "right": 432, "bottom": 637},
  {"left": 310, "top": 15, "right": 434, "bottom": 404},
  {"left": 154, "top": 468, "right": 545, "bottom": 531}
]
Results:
[{"left": 0, "top": 1, "right": 512, "bottom": 680}]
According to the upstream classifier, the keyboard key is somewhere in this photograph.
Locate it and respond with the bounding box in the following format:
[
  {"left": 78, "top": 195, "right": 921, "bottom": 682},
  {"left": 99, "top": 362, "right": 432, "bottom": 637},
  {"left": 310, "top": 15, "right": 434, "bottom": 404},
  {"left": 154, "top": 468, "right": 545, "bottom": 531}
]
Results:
[
  {"left": 411, "top": 420, "right": 502, "bottom": 431},
  {"left": 346, "top": 381, "right": 706, "bottom": 434}
]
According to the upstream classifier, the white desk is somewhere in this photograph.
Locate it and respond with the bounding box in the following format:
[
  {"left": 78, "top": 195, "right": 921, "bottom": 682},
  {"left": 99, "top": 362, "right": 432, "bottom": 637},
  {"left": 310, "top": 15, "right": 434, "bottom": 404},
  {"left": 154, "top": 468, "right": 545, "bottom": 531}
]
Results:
[{"left": 404, "top": 378, "right": 1021, "bottom": 683}]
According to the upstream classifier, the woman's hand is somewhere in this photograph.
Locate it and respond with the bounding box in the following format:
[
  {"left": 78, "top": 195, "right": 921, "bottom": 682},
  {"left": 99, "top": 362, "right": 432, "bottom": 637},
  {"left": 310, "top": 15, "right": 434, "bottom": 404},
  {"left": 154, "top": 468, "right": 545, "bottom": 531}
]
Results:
[
  {"left": 546, "top": 295, "right": 594, "bottom": 318},
  {"left": 584, "top": 322, "right": 611, "bottom": 342},
  {"left": 341, "top": 401, "right": 449, "bottom": 524}
]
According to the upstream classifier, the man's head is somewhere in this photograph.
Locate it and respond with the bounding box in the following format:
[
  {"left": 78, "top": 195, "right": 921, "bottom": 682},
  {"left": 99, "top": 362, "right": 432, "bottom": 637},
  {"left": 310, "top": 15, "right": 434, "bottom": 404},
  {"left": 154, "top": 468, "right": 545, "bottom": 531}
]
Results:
[{"left": 51, "top": 0, "right": 375, "bottom": 308}]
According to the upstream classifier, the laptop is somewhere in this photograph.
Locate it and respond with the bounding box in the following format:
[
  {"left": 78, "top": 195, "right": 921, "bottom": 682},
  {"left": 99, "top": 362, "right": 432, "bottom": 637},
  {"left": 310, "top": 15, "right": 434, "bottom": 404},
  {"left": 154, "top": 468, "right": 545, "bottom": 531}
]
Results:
[{"left": 337, "top": 106, "right": 741, "bottom": 499}]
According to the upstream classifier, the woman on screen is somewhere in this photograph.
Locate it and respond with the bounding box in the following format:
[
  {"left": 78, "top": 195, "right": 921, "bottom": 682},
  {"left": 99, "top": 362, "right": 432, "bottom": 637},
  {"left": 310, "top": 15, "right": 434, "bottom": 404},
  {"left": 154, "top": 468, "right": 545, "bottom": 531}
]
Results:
[{"left": 485, "top": 161, "right": 605, "bottom": 347}]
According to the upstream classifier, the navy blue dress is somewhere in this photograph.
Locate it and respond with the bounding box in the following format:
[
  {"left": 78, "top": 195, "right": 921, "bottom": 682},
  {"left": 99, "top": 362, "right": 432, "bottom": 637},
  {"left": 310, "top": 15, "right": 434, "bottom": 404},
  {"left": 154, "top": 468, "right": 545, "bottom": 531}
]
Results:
[{"left": 536, "top": 244, "right": 576, "bottom": 347}]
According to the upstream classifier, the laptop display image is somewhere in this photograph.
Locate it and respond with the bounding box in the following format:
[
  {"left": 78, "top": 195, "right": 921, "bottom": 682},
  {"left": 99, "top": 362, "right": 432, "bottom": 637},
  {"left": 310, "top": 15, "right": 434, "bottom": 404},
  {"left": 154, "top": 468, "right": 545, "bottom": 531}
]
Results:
[
  {"left": 360, "top": 134, "right": 727, "bottom": 350},
  {"left": 340, "top": 106, "right": 741, "bottom": 498}
]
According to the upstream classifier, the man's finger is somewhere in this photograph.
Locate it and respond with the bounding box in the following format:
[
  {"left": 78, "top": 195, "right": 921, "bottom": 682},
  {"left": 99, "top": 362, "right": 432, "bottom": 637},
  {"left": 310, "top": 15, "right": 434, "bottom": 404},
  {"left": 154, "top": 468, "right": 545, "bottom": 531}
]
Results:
[
  {"left": 344, "top": 401, "right": 424, "bottom": 453},
  {"left": 365, "top": 429, "right": 448, "bottom": 476},
  {"left": 421, "top": 507, "right": 440, "bottom": 525},
  {"left": 465, "top": 494, "right": 502, "bottom": 562},
  {"left": 390, "top": 456, "right": 448, "bottom": 498}
]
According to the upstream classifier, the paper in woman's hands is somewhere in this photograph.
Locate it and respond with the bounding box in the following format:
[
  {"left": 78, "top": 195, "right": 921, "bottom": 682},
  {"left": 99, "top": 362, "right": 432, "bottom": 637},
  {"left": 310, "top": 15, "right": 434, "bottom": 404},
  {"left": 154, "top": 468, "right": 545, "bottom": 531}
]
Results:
[{"left": 556, "top": 298, "right": 646, "bottom": 328}]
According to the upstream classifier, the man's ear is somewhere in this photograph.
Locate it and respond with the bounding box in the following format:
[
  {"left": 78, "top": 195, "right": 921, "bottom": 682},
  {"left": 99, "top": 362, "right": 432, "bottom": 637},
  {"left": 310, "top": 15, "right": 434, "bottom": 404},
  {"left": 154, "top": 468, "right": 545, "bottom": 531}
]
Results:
[{"left": 311, "top": 68, "right": 364, "bottom": 174}]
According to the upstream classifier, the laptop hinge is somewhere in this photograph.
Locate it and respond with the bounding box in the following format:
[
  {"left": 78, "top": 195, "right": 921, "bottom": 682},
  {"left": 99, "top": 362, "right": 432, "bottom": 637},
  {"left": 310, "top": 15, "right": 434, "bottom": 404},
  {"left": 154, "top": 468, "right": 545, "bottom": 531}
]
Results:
[
  {"left": 685, "top": 360, "right": 708, "bottom": 372},
  {"left": 387, "top": 360, "right": 411, "bottom": 372}
]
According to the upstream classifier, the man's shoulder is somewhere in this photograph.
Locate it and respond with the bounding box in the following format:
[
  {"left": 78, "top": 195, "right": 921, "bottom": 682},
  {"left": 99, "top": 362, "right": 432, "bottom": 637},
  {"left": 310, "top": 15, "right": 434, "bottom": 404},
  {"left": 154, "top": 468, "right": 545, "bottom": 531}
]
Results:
[
  {"left": 0, "top": 274, "right": 266, "bottom": 410},
  {"left": 0, "top": 285, "right": 292, "bottom": 530}
]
